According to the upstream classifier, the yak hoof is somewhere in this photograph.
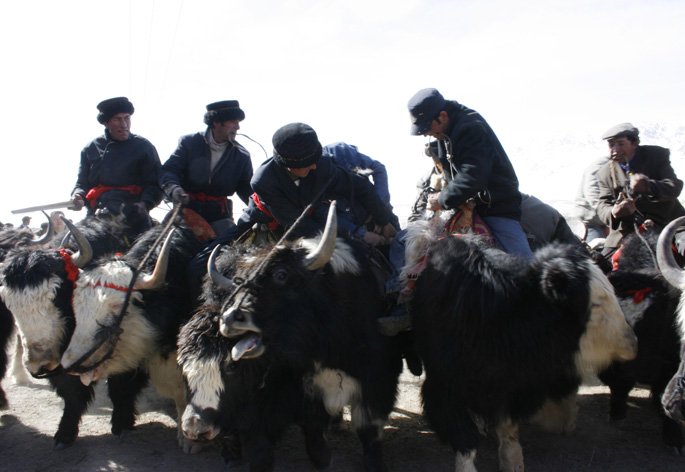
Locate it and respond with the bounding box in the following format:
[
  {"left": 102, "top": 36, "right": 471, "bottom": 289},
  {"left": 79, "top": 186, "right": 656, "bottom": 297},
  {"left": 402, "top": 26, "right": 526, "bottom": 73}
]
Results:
[
  {"left": 608, "top": 415, "right": 625, "bottom": 428},
  {"left": 181, "top": 437, "right": 203, "bottom": 454},
  {"left": 113, "top": 429, "right": 134, "bottom": 441},
  {"left": 306, "top": 435, "right": 331, "bottom": 469},
  {"left": 52, "top": 439, "right": 75, "bottom": 451},
  {"left": 221, "top": 434, "right": 243, "bottom": 468}
]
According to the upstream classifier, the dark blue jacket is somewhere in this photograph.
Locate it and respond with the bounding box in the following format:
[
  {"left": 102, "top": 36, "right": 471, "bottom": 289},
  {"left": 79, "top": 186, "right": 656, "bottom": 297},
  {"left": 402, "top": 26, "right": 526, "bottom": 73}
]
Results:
[
  {"left": 239, "top": 153, "right": 395, "bottom": 239},
  {"left": 434, "top": 101, "right": 522, "bottom": 221},
  {"left": 159, "top": 130, "right": 253, "bottom": 223},
  {"left": 324, "top": 142, "right": 399, "bottom": 234},
  {"left": 73, "top": 131, "right": 163, "bottom": 216}
]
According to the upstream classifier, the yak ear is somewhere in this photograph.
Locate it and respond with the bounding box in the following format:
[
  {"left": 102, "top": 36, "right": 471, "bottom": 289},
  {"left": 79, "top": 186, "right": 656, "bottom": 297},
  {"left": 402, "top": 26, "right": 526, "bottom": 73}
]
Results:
[{"left": 535, "top": 250, "right": 588, "bottom": 309}]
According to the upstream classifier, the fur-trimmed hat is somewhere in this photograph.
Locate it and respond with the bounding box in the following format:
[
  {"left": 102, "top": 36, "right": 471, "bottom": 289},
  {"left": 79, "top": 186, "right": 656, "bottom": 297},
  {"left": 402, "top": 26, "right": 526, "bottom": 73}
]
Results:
[
  {"left": 601, "top": 123, "right": 639, "bottom": 141},
  {"left": 272, "top": 123, "right": 322, "bottom": 169},
  {"left": 203, "top": 100, "right": 245, "bottom": 125},
  {"left": 97, "top": 97, "right": 134, "bottom": 124}
]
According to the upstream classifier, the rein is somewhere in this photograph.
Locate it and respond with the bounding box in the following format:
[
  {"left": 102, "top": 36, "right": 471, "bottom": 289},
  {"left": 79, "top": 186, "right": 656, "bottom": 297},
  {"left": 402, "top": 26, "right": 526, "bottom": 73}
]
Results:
[
  {"left": 222, "top": 174, "right": 335, "bottom": 310},
  {"left": 66, "top": 204, "right": 183, "bottom": 374}
]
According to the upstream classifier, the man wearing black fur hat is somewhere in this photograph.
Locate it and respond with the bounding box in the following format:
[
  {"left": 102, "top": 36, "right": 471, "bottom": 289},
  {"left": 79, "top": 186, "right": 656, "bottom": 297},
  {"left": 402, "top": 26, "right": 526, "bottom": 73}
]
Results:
[
  {"left": 184, "top": 122, "right": 398, "bottom": 299},
  {"left": 596, "top": 122, "right": 685, "bottom": 255},
  {"left": 158, "top": 100, "right": 252, "bottom": 237},
  {"left": 243, "top": 122, "right": 397, "bottom": 243},
  {"left": 70, "top": 97, "right": 163, "bottom": 237}
]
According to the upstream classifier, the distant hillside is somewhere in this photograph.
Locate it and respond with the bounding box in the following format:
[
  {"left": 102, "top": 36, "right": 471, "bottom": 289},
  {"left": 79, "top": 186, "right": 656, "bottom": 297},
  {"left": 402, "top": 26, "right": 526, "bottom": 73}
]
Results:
[
  {"left": 509, "top": 121, "right": 685, "bottom": 216},
  {"left": 393, "top": 121, "right": 685, "bottom": 224}
]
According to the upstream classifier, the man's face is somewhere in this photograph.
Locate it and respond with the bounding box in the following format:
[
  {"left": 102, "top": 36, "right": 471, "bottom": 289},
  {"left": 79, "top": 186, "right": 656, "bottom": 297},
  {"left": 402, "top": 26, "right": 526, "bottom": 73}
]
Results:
[
  {"left": 423, "top": 112, "right": 449, "bottom": 139},
  {"left": 287, "top": 163, "right": 317, "bottom": 179},
  {"left": 608, "top": 137, "right": 638, "bottom": 163},
  {"left": 104, "top": 113, "right": 131, "bottom": 141},
  {"left": 212, "top": 120, "right": 241, "bottom": 144}
]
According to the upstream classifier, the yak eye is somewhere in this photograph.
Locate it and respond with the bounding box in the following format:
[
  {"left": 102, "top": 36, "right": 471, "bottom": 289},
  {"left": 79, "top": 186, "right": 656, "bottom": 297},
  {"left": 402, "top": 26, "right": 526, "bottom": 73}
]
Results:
[{"left": 273, "top": 269, "right": 288, "bottom": 285}]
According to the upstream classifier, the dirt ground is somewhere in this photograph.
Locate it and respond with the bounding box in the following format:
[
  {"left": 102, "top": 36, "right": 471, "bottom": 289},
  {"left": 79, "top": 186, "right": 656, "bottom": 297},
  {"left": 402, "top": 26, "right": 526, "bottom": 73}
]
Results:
[{"left": 1, "top": 363, "right": 684, "bottom": 472}]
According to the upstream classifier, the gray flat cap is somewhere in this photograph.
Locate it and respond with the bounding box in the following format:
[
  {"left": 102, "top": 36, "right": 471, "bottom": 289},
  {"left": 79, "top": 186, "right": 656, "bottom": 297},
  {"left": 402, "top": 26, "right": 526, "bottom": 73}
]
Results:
[{"left": 601, "top": 123, "right": 639, "bottom": 140}]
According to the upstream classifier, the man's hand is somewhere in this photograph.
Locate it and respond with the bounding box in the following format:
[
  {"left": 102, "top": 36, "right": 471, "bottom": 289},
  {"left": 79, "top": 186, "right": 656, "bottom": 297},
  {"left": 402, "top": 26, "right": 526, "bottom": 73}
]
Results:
[
  {"left": 362, "top": 231, "right": 386, "bottom": 247},
  {"left": 381, "top": 222, "right": 397, "bottom": 240},
  {"left": 427, "top": 192, "right": 443, "bottom": 211},
  {"left": 630, "top": 173, "right": 650, "bottom": 195},
  {"left": 171, "top": 186, "right": 190, "bottom": 205},
  {"left": 133, "top": 202, "right": 149, "bottom": 217},
  {"left": 611, "top": 192, "right": 637, "bottom": 218},
  {"left": 69, "top": 194, "right": 85, "bottom": 211}
]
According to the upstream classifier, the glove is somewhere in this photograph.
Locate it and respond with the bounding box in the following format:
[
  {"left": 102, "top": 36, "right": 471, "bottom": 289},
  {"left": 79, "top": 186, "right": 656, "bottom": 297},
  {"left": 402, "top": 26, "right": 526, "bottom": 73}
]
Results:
[
  {"left": 69, "top": 194, "right": 85, "bottom": 211},
  {"left": 171, "top": 186, "right": 190, "bottom": 205}
]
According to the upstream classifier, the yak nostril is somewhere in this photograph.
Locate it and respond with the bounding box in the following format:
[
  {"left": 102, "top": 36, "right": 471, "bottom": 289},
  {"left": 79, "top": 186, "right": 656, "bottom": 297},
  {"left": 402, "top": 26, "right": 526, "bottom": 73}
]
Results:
[{"left": 225, "top": 307, "right": 244, "bottom": 322}]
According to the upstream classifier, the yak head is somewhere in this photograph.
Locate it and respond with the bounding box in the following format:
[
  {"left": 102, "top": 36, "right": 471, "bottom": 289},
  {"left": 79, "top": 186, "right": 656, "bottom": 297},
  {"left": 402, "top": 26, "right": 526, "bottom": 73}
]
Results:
[
  {"left": 215, "top": 204, "right": 349, "bottom": 362},
  {"left": 60, "top": 229, "right": 175, "bottom": 386},
  {"left": 0, "top": 218, "right": 95, "bottom": 377},
  {"left": 178, "top": 307, "right": 231, "bottom": 442}
]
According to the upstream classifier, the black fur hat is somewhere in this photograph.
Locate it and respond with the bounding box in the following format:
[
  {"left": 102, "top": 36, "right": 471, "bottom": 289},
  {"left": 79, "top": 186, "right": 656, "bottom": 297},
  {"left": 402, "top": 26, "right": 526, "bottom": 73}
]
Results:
[
  {"left": 96, "top": 97, "right": 135, "bottom": 124},
  {"left": 203, "top": 100, "right": 245, "bottom": 125},
  {"left": 272, "top": 123, "right": 322, "bottom": 169}
]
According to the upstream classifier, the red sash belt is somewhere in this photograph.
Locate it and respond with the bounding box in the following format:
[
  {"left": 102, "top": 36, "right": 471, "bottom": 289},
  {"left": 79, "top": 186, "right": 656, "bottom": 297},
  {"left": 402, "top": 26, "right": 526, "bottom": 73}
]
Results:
[
  {"left": 188, "top": 192, "right": 229, "bottom": 215},
  {"left": 85, "top": 184, "right": 143, "bottom": 209},
  {"left": 251, "top": 193, "right": 280, "bottom": 230}
]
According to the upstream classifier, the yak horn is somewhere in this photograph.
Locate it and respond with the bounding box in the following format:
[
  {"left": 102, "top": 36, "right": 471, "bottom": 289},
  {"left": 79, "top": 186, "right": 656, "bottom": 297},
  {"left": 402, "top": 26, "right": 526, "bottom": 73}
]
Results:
[
  {"left": 28, "top": 211, "right": 54, "bottom": 246},
  {"left": 304, "top": 201, "right": 337, "bottom": 271},
  {"left": 208, "top": 245, "right": 234, "bottom": 290},
  {"left": 134, "top": 229, "right": 175, "bottom": 291},
  {"left": 656, "top": 215, "right": 685, "bottom": 289},
  {"left": 61, "top": 216, "right": 93, "bottom": 268}
]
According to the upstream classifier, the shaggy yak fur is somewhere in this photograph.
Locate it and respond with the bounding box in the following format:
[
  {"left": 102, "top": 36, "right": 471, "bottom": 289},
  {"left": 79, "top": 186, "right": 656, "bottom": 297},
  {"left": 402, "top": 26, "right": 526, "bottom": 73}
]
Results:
[
  {"left": 0, "top": 217, "right": 147, "bottom": 449},
  {"left": 179, "top": 233, "right": 403, "bottom": 472},
  {"left": 409, "top": 234, "right": 637, "bottom": 472},
  {"left": 598, "top": 227, "right": 685, "bottom": 455},
  {"left": 59, "top": 221, "right": 203, "bottom": 453}
]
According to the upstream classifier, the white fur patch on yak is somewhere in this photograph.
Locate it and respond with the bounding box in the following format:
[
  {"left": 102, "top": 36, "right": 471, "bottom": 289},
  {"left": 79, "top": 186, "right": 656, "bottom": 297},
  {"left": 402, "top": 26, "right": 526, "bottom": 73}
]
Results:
[
  {"left": 306, "top": 365, "right": 360, "bottom": 416},
  {"left": 183, "top": 356, "right": 225, "bottom": 411},
  {"left": 575, "top": 262, "right": 638, "bottom": 378},
  {"left": 0, "top": 275, "right": 70, "bottom": 372}
]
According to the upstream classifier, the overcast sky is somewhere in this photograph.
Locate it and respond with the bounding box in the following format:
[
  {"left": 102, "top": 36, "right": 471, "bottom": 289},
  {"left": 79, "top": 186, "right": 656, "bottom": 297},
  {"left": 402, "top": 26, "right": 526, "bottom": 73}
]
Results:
[{"left": 2, "top": 0, "right": 684, "bottom": 225}]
